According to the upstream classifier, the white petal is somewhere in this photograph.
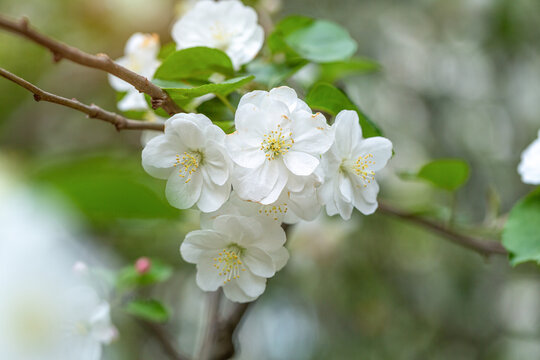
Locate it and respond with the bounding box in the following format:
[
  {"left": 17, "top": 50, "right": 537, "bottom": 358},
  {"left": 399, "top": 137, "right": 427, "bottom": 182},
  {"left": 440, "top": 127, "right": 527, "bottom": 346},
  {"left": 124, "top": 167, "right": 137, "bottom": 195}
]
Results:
[
  {"left": 223, "top": 280, "right": 257, "bottom": 303},
  {"left": 226, "top": 132, "right": 266, "bottom": 168},
  {"left": 236, "top": 268, "right": 266, "bottom": 298},
  {"left": 203, "top": 144, "right": 230, "bottom": 186},
  {"left": 268, "top": 86, "right": 300, "bottom": 113},
  {"left": 142, "top": 135, "right": 182, "bottom": 179},
  {"left": 232, "top": 161, "right": 280, "bottom": 202},
  {"left": 283, "top": 151, "right": 319, "bottom": 176},
  {"left": 181, "top": 230, "right": 226, "bottom": 263},
  {"left": 339, "top": 173, "right": 354, "bottom": 203},
  {"left": 165, "top": 170, "right": 203, "bottom": 209},
  {"left": 268, "top": 247, "right": 289, "bottom": 271},
  {"left": 518, "top": 132, "right": 540, "bottom": 185},
  {"left": 196, "top": 252, "right": 224, "bottom": 292},
  {"left": 333, "top": 110, "right": 361, "bottom": 157},
  {"left": 197, "top": 168, "right": 231, "bottom": 213},
  {"left": 335, "top": 193, "right": 354, "bottom": 220},
  {"left": 168, "top": 118, "right": 206, "bottom": 150},
  {"left": 354, "top": 137, "right": 393, "bottom": 172},
  {"left": 259, "top": 165, "right": 288, "bottom": 205},
  {"left": 291, "top": 111, "right": 333, "bottom": 155},
  {"left": 353, "top": 191, "right": 378, "bottom": 215},
  {"left": 243, "top": 247, "right": 275, "bottom": 277}
]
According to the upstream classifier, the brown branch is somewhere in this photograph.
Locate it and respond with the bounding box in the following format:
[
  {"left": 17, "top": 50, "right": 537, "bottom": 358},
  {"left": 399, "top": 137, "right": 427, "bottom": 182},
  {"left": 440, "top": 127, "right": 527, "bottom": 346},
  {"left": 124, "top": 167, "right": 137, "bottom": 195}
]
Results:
[
  {"left": 211, "top": 302, "right": 251, "bottom": 360},
  {"left": 378, "top": 202, "right": 508, "bottom": 256},
  {"left": 0, "top": 13, "right": 182, "bottom": 115},
  {"left": 0, "top": 68, "right": 165, "bottom": 131},
  {"left": 197, "top": 290, "right": 223, "bottom": 360},
  {"left": 138, "top": 320, "right": 190, "bottom": 360}
]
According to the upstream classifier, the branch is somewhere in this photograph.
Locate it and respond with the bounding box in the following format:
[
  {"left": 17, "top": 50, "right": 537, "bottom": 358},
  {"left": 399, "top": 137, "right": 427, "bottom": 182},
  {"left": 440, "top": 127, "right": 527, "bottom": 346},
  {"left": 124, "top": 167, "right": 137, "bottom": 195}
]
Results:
[
  {"left": 138, "top": 320, "right": 190, "bottom": 360},
  {"left": 0, "top": 13, "right": 182, "bottom": 115},
  {"left": 197, "top": 290, "right": 223, "bottom": 360},
  {"left": 0, "top": 68, "right": 165, "bottom": 131},
  {"left": 211, "top": 302, "right": 251, "bottom": 360},
  {"left": 378, "top": 202, "right": 508, "bottom": 256}
]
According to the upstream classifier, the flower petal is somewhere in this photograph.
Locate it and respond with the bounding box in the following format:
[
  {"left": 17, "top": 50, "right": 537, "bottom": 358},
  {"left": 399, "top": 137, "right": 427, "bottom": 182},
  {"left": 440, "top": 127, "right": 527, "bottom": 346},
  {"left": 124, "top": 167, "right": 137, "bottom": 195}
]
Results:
[
  {"left": 291, "top": 112, "right": 333, "bottom": 155},
  {"left": 165, "top": 169, "right": 203, "bottom": 209},
  {"left": 142, "top": 135, "right": 184, "bottom": 179},
  {"left": 268, "top": 247, "right": 289, "bottom": 272},
  {"left": 233, "top": 161, "right": 280, "bottom": 202},
  {"left": 197, "top": 168, "right": 231, "bottom": 213},
  {"left": 226, "top": 132, "right": 266, "bottom": 168},
  {"left": 354, "top": 137, "right": 393, "bottom": 172},
  {"left": 283, "top": 151, "right": 319, "bottom": 176},
  {"left": 222, "top": 280, "right": 257, "bottom": 303},
  {"left": 196, "top": 252, "right": 224, "bottom": 292},
  {"left": 243, "top": 247, "right": 275, "bottom": 277},
  {"left": 333, "top": 110, "right": 361, "bottom": 157},
  {"left": 118, "top": 90, "right": 148, "bottom": 112},
  {"left": 236, "top": 268, "right": 266, "bottom": 298},
  {"left": 181, "top": 229, "right": 226, "bottom": 263}
]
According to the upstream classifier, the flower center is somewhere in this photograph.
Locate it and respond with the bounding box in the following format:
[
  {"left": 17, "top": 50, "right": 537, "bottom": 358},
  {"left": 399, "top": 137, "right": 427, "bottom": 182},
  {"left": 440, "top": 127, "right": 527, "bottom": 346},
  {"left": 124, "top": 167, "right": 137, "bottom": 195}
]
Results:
[
  {"left": 258, "top": 201, "right": 288, "bottom": 221},
  {"left": 174, "top": 151, "right": 202, "bottom": 183},
  {"left": 213, "top": 245, "right": 246, "bottom": 283},
  {"left": 260, "top": 124, "right": 294, "bottom": 161},
  {"left": 342, "top": 154, "right": 376, "bottom": 187},
  {"left": 210, "top": 22, "right": 232, "bottom": 50}
]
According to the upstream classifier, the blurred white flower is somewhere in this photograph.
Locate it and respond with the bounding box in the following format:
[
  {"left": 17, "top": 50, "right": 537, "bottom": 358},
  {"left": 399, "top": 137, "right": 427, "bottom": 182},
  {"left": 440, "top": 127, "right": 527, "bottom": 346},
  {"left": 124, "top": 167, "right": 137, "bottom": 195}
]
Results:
[
  {"left": 518, "top": 130, "right": 540, "bottom": 185},
  {"left": 142, "top": 113, "right": 232, "bottom": 212},
  {"left": 318, "top": 110, "right": 393, "bottom": 220},
  {"left": 227, "top": 87, "right": 333, "bottom": 205},
  {"left": 0, "top": 189, "right": 117, "bottom": 360},
  {"left": 172, "top": 0, "right": 264, "bottom": 69},
  {"left": 108, "top": 33, "right": 161, "bottom": 111},
  {"left": 140, "top": 112, "right": 167, "bottom": 147},
  {"left": 180, "top": 214, "right": 288, "bottom": 302}
]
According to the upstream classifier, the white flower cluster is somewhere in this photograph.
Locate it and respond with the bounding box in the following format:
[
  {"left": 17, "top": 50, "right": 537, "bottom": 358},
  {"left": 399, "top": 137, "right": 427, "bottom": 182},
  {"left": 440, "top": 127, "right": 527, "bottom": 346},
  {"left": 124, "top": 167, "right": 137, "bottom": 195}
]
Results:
[
  {"left": 143, "top": 87, "right": 393, "bottom": 302},
  {"left": 112, "top": 0, "right": 393, "bottom": 302}
]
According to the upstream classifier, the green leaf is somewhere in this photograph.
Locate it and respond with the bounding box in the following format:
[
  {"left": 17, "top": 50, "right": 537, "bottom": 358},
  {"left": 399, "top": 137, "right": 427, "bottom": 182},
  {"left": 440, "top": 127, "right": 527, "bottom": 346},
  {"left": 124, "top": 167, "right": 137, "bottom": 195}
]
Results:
[
  {"left": 417, "top": 159, "right": 470, "bottom": 191},
  {"left": 117, "top": 259, "right": 173, "bottom": 290},
  {"left": 319, "top": 57, "right": 380, "bottom": 83},
  {"left": 31, "top": 154, "right": 180, "bottom": 222},
  {"left": 247, "top": 59, "right": 308, "bottom": 88},
  {"left": 268, "top": 15, "right": 314, "bottom": 58},
  {"left": 155, "top": 76, "right": 254, "bottom": 102},
  {"left": 158, "top": 42, "right": 176, "bottom": 61},
  {"left": 124, "top": 299, "right": 170, "bottom": 323},
  {"left": 306, "top": 82, "right": 382, "bottom": 137},
  {"left": 503, "top": 188, "right": 540, "bottom": 266},
  {"left": 154, "top": 47, "right": 234, "bottom": 81},
  {"left": 285, "top": 20, "right": 358, "bottom": 63}
]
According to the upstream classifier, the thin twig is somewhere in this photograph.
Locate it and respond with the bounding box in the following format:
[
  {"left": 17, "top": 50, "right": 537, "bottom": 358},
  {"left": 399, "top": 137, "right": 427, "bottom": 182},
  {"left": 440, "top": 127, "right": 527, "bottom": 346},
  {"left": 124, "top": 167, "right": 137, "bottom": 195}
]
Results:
[
  {"left": 0, "top": 13, "right": 182, "bottom": 115},
  {"left": 0, "top": 68, "right": 165, "bottom": 131},
  {"left": 378, "top": 202, "right": 508, "bottom": 256},
  {"left": 138, "top": 320, "right": 190, "bottom": 360}
]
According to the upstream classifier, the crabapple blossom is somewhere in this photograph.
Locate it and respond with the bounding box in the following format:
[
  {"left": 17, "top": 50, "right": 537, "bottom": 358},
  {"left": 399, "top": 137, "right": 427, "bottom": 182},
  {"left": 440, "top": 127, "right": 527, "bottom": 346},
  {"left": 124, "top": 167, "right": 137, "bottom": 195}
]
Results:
[
  {"left": 108, "top": 33, "right": 160, "bottom": 111},
  {"left": 227, "top": 86, "right": 334, "bottom": 205},
  {"left": 518, "top": 129, "right": 540, "bottom": 185},
  {"left": 142, "top": 113, "right": 232, "bottom": 212},
  {"left": 201, "top": 178, "right": 322, "bottom": 227},
  {"left": 172, "top": 0, "right": 264, "bottom": 69},
  {"left": 318, "top": 110, "right": 393, "bottom": 220},
  {"left": 180, "top": 214, "right": 289, "bottom": 303}
]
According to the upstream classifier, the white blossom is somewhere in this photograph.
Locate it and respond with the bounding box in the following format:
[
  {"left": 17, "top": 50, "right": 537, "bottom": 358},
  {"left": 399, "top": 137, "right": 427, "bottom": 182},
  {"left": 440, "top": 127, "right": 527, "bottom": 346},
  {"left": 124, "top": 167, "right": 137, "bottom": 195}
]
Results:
[
  {"left": 180, "top": 214, "right": 289, "bottom": 303},
  {"left": 108, "top": 33, "right": 161, "bottom": 111},
  {"left": 227, "top": 86, "right": 334, "bottom": 205},
  {"left": 172, "top": 0, "right": 264, "bottom": 69},
  {"left": 142, "top": 113, "right": 232, "bottom": 212},
  {"left": 518, "top": 129, "right": 540, "bottom": 185},
  {"left": 318, "top": 110, "right": 393, "bottom": 220},
  {"left": 140, "top": 112, "right": 167, "bottom": 146}
]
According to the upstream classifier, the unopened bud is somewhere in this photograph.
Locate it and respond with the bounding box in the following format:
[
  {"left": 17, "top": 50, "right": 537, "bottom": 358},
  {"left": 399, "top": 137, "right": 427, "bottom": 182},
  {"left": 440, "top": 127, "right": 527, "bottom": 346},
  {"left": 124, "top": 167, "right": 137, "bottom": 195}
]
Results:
[{"left": 135, "top": 257, "right": 151, "bottom": 274}]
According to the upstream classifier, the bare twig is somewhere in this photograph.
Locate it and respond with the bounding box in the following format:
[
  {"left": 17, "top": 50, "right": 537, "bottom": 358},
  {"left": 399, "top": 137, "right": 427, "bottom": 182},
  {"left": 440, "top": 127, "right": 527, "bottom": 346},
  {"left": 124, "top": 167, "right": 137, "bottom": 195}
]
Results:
[
  {"left": 0, "top": 13, "right": 182, "bottom": 115},
  {"left": 0, "top": 68, "right": 165, "bottom": 131},
  {"left": 138, "top": 320, "right": 190, "bottom": 360},
  {"left": 378, "top": 202, "right": 508, "bottom": 256}
]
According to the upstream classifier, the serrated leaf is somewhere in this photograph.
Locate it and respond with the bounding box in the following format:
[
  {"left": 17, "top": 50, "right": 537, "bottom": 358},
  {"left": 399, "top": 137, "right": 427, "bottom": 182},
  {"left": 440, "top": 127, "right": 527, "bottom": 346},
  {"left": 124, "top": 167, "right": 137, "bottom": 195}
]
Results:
[
  {"left": 154, "top": 47, "right": 234, "bottom": 81},
  {"left": 155, "top": 76, "right": 254, "bottom": 102},
  {"left": 417, "top": 159, "right": 470, "bottom": 191},
  {"left": 306, "top": 82, "right": 382, "bottom": 137},
  {"left": 125, "top": 299, "right": 169, "bottom": 323},
  {"left": 319, "top": 58, "right": 380, "bottom": 82},
  {"left": 502, "top": 188, "right": 540, "bottom": 266},
  {"left": 117, "top": 260, "right": 173, "bottom": 290}
]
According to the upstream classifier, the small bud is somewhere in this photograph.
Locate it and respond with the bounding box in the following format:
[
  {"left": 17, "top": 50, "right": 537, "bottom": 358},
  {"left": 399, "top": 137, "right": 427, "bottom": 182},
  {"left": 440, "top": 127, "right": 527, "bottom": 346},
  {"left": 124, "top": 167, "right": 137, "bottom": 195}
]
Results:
[{"left": 135, "top": 257, "right": 151, "bottom": 274}]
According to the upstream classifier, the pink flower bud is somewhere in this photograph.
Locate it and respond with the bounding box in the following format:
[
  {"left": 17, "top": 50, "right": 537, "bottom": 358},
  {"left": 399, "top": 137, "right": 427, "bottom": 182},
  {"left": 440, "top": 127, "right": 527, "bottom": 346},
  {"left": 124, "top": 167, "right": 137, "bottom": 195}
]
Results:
[{"left": 135, "top": 257, "right": 151, "bottom": 274}]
